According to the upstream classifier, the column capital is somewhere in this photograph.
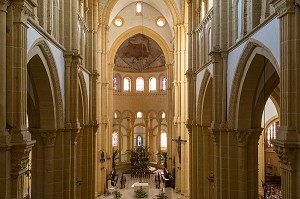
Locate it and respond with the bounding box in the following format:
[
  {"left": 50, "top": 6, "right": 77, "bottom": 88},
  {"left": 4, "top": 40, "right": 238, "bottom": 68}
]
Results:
[
  {"left": 209, "top": 128, "right": 220, "bottom": 144},
  {"left": 11, "top": 140, "right": 35, "bottom": 178},
  {"left": 270, "top": 0, "right": 297, "bottom": 17},
  {"left": 40, "top": 130, "right": 57, "bottom": 146},
  {"left": 235, "top": 129, "right": 262, "bottom": 146},
  {"left": 10, "top": 0, "right": 37, "bottom": 23},
  {"left": 0, "top": 0, "right": 10, "bottom": 12},
  {"left": 272, "top": 140, "right": 297, "bottom": 170}
]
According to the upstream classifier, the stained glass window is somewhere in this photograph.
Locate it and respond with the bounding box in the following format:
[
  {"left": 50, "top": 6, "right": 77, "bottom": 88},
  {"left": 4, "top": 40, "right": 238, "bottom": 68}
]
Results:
[
  {"left": 161, "top": 77, "right": 167, "bottom": 91},
  {"left": 113, "top": 77, "right": 119, "bottom": 91},
  {"left": 124, "top": 77, "right": 130, "bottom": 91},
  {"left": 137, "top": 112, "right": 143, "bottom": 118},
  {"left": 149, "top": 77, "right": 156, "bottom": 91},
  {"left": 136, "top": 77, "right": 144, "bottom": 91},
  {"left": 137, "top": 135, "right": 142, "bottom": 146},
  {"left": 265, "top": 121, "right": 278, "bottom": 148},
  {"left": 112, "top": 132, "right": 118, "bottom": 146},
  {"left": 136, "top": 2, "right": 142, "bottom": 15},
  {"left": 161, "top": 132, "right": 167, "bottom": 148}
]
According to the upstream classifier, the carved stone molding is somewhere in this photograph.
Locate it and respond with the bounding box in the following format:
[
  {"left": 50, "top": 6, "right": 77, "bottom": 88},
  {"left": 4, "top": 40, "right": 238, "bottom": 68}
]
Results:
[
  {"left": 10, "top": 2, "right": 35, "bottom": 20},
  {"left": 0, "top": 0, "right": 10, "bottom": 12},
  {"left": 35, "top": 40, "right": 64, "bottom": 128},
  {"left": 273, "top": 141, "right": 297, "bottom": 169},
  {"left": 236, "top": 131, "right": 251, "bottom": 146},
  {"left": 209, "top": 128, "right": 220, "bottom": 144},
  {"left": 270, "top": 0, "right": 296, "bottom": 16},
  {"left": 228, "top": 42, "right": 257, "bottom": 128},
  {"left": 41, "top": 131, "right": 57, "bottom": 146},
  {"left": 11, "top": 141, "right": 35, "bottom": 178}
]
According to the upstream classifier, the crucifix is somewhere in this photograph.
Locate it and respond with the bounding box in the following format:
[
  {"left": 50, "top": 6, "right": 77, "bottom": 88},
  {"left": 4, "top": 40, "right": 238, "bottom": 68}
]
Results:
[{"left": 172, "top": 136, "right": 187, "bottom": 164}]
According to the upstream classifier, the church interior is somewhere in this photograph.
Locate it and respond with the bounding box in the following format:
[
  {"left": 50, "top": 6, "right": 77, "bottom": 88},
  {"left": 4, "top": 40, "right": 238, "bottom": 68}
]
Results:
[{"left": 0, "top": 0, "right": 299, "bottom": 198}]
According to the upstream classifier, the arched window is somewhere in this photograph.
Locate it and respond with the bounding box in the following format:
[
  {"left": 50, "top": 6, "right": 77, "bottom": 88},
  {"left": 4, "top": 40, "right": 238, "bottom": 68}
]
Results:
[
  {"left": 113, "top": 76, "right": 119, "bottom": 91},
  {"left": 136, "top": 77, "right": 144, "bottom": 91},
  {"left": 149, "top": 77, "right": 157, "bottom": 91},
  {"left": 265, "top": 121, "right": 278, "bottom": 148},
  {"left": 114, "top": 112, "right": 118, "bottom": 119},
  {"left": 124, "top": 77, "right": 130, "bottom": 91},
  {"left": 112, "top": 132, "right": 118, "bottom": 146},
  {"left": 162, "top": 112, "right": 166, "bottom": 119},
  {"left": 161, "top": 132, "right": 167, "bottom": 148},
  {"left": 160, "top": 76, "right": 167, "bottom": 91},
  {"left": 137, "top": 112, "right": 143, "bottom": 118},
  {"left": 137, "top": 135, "right": 142, "bottom": 146}
]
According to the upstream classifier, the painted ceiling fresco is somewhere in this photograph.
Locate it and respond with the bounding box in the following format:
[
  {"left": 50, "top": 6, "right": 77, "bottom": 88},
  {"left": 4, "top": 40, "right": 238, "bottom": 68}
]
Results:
[{"left": 114, "top": 34, "right": 166, "bottom": 72}]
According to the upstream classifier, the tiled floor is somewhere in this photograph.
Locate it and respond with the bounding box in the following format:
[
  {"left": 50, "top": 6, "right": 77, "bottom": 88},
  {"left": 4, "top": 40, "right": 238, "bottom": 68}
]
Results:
[{"left": 97, "top": 172, "right": 187, "bottom": 199}]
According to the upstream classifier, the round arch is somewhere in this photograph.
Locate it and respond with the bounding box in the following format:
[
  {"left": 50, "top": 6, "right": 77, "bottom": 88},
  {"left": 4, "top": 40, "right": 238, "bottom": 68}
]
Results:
[
  {"left": 108, "top": 26, "right": 172, "bottom": 67},
  {"left": 102, "top": 0, "right": 181, "bottom": 26}
]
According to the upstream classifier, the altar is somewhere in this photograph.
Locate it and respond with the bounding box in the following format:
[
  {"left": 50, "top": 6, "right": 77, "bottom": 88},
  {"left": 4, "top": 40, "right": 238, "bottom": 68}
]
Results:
[{"left": 131, "top": 182, "right": 149, "bottom": 195}]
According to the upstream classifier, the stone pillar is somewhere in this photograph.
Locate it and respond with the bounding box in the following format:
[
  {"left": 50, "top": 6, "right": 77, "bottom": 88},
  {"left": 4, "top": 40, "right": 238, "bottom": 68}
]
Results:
[
  {"left": 6, "top": 1, "right": 36, "bottom": 198},
  {"left": 41, "top": 131, "right": 57, "bottom": 199},
  {"left": 157, "top": 120, "right": 162, "bottom": 163},
  {"left": 64, "top": 51, "right": 82, "bottom": 199},
  {"left": 0, "top": 0, "right": 9, "bottom": 136},
  {"left": 0, "top": 1, "right": 11, "bottom": 198},
  {"left": 236, "top": 131, "right": 251, "bottom": 199},
  {"left": 270, "top": 0, "right": 300, "bottom": 198},
  {"left": 209, "top": 128, "right": 220, "bottom": 199}
]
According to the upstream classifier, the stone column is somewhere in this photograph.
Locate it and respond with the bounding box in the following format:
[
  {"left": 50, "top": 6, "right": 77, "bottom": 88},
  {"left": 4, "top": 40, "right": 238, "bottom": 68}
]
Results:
[
  {"left": 209, "top": 128, "right": 220, "bottom": 199},
  {"left": 0, "top": 0, "right": 9, "bottom": 136},
  {"left": 0, "top": 1, "right": 11, "bottom": 198},
  {"left": 64, "top": 50, "right": 82, "bottom": 199},
  {"left": 270, "top": 0, "right": 300, "bottom": 198},
  {"left": 41, "top": 130, "right": 57, "bottom": 199},
  {"left": 157, "top": 120, "right": 162, "bottom": 163},
  {"left": 6, "top": 1, "right": 36, "bottom": 198},
  {"left": 236, "top": 131, "right": 251, "bottom": 199}
]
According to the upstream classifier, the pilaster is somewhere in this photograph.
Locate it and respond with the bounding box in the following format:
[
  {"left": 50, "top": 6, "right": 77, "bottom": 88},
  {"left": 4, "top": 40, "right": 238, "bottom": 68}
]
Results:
[
  {"left": 41, "top": 130, "right": 57, "bottom": 199},
  {"left": 0, "top": 2, "right": 11, "bottom": 198},
  {"left": 270, "top": 1, "right": 300, "bottom": 198}
]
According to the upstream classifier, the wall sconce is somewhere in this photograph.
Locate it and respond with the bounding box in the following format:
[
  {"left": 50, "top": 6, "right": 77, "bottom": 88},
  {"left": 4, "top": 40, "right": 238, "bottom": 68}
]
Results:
[{"left": 100, "top": 150, "right": 105, "bottom": 163}]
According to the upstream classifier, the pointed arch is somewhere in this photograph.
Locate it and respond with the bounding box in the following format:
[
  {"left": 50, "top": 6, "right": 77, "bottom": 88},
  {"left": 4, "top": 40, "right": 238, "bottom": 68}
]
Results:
[
  {"left": 228, "top": 39, "right": 280, "bottom": 129},
  {"left": 197, "top": 70, "right": 212, "bottom": 125},
  {"left": 78, "top": 71, "right": 89, "bottom": 124},
  {"left": 27, "top": 39, "right": 64, "bottom": 128}
]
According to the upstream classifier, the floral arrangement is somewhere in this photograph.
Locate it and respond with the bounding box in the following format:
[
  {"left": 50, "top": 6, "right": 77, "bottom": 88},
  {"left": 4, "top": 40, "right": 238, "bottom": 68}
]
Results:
[
  {"left": 113, "top": 190, "right": 122, "bottom": 198},
  {"left": 135, "top": 187, "right": 148, "bottom": 198},
  {"left": 153, "top": 191, "right": 168, "bottom": 199}
]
